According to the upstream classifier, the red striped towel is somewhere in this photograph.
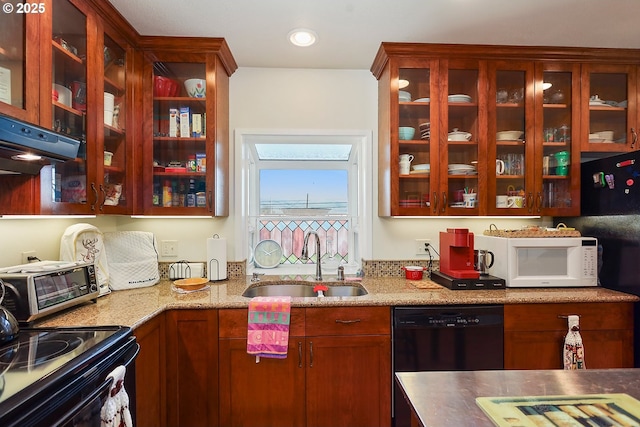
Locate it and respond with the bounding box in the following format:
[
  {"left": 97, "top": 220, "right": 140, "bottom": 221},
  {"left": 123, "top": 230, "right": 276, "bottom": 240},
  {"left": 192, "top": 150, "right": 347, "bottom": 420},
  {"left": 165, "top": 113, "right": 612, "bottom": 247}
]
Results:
[{"left": 247, "top": 296, "right": 291, "bottom": 359}]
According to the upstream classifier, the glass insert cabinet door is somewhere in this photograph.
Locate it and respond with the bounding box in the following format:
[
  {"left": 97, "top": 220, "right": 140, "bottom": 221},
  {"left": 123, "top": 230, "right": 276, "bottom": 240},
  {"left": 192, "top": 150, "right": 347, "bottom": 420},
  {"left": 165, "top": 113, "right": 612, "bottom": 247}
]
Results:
[
  {"left": 48, "top": 0, "right": 89, "bottom": 211},
  {"left": 487, "top": 62, "right": 534, "bottom": 215},
  {"left": 151, "top": 62, "right": 208, "bottom": 212},
  {"left": 0, "top": 2, "right": 39, "bottom": 122},
  {"left": 582, "top": 64, "right": 637, "bottom": 153},
  {"left": 441, "top": 60, "right": 482, "bottom": 215},
  {"left": 100, "top": 33, "right": 128, "bottom": 211},
  {"left": 396, "top": 64, "right": 434, "bottom": 215},
  {"left": 539, "top": 64, "right": 579, "bottom": 214}
]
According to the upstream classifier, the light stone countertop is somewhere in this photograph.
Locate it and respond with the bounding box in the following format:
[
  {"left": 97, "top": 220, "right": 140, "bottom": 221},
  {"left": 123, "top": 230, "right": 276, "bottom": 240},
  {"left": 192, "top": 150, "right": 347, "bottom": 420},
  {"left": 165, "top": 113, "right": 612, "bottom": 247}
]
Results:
[
  {"left": 36, "top": 275, "right": 639, "bottom": 330},
  {"left": 396, "top": 369, "right": 640, "bottom": 427}
]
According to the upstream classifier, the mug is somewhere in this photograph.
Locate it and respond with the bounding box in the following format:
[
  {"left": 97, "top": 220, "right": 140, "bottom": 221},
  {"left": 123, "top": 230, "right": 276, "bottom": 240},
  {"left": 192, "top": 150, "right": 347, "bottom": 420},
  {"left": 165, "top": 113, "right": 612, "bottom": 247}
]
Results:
[
  {"left": 463, "top": 193, "right": 476, "bottom": 208},
  {"left": 399, "top": 161, "right": 411, "bottom": 175},
  {"left": 496, "top": 159, "right": 505, "bottom": 175},
  {"left": 399, "top": 154, "right": 414, "bottom": 163},
  {"left": 507, "top": 195, "right": 524, "bottom": 208},
  {"left": 556, "top": 165, "right": 568, "bottom": 176},
  {"left": 496, "top": 195, "right": 508, "bottom": 208},
  {"left": 555, "top": 151, "right": 570, "bottom": 166}
]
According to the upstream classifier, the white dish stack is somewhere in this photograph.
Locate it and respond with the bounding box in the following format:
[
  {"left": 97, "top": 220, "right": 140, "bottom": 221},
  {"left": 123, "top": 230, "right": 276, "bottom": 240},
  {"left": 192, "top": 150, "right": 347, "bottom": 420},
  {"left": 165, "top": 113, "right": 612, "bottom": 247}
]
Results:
[{"left": 104, "top": 92, "right": 114, "bottom": 126}]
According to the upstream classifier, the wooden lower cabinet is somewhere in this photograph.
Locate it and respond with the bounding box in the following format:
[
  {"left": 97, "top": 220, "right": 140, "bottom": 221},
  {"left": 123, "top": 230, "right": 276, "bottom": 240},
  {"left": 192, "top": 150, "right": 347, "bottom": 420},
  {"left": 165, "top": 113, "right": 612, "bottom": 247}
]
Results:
[
  {"left": 165, "top": 309, "right": 219, "bottom": 427},
  {"left": 504, "top": 302, "right": 634, "bottom": 369},
  {"left": 218, "top": 306, "right": 392, "bottom": 427},
  {"left": 134, "top": 312, "right": 166, "bottom": 427}
]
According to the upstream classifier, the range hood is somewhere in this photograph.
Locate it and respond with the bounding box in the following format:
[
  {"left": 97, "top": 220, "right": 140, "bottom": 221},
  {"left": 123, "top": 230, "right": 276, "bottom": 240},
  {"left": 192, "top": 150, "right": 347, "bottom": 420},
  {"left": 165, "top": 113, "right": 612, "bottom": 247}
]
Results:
[{"left": 0, "top": 114, "right": 81, "bottom": 175}]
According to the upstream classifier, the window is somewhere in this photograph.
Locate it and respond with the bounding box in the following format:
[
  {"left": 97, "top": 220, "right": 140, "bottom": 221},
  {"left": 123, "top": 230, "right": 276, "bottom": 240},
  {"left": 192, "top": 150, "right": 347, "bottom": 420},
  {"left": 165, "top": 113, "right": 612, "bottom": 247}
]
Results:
[{"left": 235, "top": 130, "right": 372, "bottom": 276}]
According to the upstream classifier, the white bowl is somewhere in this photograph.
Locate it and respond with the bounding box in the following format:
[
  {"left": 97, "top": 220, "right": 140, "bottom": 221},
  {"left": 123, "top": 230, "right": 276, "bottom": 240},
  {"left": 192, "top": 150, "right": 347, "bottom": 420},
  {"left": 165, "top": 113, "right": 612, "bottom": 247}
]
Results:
[
  {"left": 496, "top": 130, "right": 523, "bottom": 141},
  {"left": 448, "top": 130, "right": 472, "bottom": 141},
  {"left": 184, "top": 78, "right": 206, "bottom": 98},
  {"left": 53, "top": 84, "right": 72, "bottom": 107}
]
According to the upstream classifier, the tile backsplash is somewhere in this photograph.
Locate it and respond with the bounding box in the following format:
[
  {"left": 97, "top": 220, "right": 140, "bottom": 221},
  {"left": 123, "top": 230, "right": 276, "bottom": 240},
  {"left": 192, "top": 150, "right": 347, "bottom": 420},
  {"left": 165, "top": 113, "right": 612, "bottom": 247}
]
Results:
[{"left": 159, "top": 259, "right": 439, "bottom": 280}]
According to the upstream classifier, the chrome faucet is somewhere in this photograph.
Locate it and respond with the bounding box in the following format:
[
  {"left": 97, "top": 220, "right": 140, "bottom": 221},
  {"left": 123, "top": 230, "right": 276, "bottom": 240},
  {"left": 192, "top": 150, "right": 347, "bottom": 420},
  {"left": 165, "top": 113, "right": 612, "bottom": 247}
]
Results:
[{"left": 301, "top": 230, "right": 322, "bottom": 281}]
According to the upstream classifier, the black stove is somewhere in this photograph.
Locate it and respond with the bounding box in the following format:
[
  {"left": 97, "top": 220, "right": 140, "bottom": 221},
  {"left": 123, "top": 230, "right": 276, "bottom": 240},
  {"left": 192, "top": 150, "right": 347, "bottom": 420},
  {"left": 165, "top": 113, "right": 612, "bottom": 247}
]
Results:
[{"left": 0, "top": 326, "right": 138, "bottom": 427}]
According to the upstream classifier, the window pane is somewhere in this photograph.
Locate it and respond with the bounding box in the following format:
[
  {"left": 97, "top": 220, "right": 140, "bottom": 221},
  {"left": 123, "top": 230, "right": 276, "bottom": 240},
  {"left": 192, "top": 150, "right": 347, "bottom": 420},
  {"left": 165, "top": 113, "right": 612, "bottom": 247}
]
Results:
[{"left": 260, "top": 169, "right": 347, "bottom": 214}]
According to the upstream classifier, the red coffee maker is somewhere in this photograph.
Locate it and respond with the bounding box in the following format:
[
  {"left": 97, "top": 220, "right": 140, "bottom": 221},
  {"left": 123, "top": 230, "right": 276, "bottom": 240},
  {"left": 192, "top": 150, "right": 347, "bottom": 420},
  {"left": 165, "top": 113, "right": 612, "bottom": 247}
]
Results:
[{"left": 439, "top": 228, "right": 479, "bottom": 279}]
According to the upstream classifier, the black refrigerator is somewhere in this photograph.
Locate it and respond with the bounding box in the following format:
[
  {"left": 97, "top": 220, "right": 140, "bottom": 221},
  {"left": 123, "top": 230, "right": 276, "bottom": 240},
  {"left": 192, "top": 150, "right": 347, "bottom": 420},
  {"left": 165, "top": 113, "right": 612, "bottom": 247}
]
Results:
[{"left": 559, "top": 150, "right": 640, "bottom": 366}]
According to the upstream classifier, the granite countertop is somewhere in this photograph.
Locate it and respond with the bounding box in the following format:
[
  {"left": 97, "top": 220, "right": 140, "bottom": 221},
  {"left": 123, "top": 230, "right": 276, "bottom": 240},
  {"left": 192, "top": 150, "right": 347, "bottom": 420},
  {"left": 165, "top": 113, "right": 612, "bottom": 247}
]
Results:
[
  {"left": 37, "top": 275, "right": 639, "bottom": 329},
  {"left": 396, "top": 369, "right": 640, "bottom": 427}
]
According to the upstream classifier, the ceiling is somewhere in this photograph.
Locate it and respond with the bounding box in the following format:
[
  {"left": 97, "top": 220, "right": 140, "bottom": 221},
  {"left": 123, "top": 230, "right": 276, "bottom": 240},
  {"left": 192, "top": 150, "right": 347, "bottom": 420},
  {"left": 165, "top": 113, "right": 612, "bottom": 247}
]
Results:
[{"left": 109, "top": 0, "right": 640, "bottom": 70}]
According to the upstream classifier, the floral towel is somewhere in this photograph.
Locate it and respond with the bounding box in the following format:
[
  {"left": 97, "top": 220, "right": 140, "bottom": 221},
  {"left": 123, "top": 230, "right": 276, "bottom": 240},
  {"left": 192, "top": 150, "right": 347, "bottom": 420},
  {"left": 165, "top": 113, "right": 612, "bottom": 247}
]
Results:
[
  {"left": 563, "top": 315, "right": 586, "bottom": 370},
  {"left": 247, "top": 296, "right": 291, "bottom": 360}
]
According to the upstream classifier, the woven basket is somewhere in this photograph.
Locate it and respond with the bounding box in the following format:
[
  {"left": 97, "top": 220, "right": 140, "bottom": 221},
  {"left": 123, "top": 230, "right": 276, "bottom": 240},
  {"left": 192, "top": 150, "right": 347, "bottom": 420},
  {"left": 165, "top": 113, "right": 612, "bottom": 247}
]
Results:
[{"left": 483, "top": 223, "right": 581, "bottom": 238}]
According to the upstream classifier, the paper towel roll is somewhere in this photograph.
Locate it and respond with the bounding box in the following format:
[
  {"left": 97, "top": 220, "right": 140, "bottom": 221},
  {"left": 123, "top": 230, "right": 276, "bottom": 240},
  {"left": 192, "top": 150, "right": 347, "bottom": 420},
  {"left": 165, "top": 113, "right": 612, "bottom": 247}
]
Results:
[{"left": 207, "top": 236, "right": 227, "bottom": 281}]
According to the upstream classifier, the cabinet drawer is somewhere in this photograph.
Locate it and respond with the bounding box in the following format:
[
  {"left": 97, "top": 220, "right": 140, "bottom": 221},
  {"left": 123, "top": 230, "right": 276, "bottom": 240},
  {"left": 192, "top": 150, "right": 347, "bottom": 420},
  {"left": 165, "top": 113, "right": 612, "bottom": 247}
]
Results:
[
  {"left": 218, "top": 308, "right": 305, "bottom": 338},
  {"left": 504, "top": 303, "right": 633, "bottom": 331},
  {"left": 305, "top": 307, "right": 390, "bottom": 336}
]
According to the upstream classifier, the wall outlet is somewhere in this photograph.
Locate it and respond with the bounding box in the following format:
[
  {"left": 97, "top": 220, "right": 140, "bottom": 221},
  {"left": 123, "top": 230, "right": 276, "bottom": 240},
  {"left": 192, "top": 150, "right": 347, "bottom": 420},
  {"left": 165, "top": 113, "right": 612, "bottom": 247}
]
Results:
[
  {"left": 415, "top": 239, "right": 431, "bottom": 255},
  {"left": 22, "top": 250, "right": 37, "bottom": 264},
  {"left": 161, "top": 240, "right": 179, "bottom": 257}
]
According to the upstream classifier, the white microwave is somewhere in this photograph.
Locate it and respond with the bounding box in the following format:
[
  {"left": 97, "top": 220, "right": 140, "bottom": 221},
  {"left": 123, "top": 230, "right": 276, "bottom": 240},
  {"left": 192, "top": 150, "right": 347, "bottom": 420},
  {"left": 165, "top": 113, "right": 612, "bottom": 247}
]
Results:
[{"left": 474, "top": 235, "right": 598, "bottom": 288}]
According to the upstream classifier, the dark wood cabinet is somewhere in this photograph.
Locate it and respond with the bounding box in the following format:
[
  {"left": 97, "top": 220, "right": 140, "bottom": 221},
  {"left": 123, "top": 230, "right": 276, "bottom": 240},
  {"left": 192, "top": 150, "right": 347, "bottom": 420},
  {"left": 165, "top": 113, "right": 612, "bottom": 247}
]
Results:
[
  {"left": 218, "top": 306, "right": 391, "bottom": 427},
  {"left": 165, "top": 309, "right": 219, "bottom": 427},
  {"left": 504, "top": 302, "right": 634, "bottom": 370},
  {"left": 134, "top": 313, "right": 166, "bottom": 427}
]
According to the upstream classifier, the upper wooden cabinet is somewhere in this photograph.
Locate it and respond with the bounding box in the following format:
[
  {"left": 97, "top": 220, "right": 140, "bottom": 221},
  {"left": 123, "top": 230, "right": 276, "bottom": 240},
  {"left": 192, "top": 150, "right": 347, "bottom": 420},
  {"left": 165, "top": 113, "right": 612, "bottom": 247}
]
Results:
[
  {"left": 0, "top": 6, "right": 39, "bottom": 123},
  {"left": 138, "top": 37, "right": 237, "bottom": 216},
  {"left": 371, "top": 43, "right": 640, "bottom": 217},
  {"left": 580, "top": 64, "right": 638, "bottom": 153}
]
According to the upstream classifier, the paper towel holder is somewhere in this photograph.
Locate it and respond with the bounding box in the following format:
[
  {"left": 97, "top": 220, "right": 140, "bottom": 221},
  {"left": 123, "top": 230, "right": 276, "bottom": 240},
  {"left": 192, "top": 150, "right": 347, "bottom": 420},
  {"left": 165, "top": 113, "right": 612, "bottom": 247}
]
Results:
[{"left": 207, "top": 234, "right": 228, "bottom": 281}]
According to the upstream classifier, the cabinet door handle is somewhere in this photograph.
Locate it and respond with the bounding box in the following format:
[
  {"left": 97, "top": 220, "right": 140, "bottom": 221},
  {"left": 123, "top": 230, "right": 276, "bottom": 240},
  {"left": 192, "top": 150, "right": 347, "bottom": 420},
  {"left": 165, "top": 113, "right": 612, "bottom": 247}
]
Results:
[
  {"left": 441, "top": 192, "right": 447, "bottom": 213},
  {"left": 536, "top": 192, "right": 543, "bottom": 213},
  {"left": 90, "top": 183, "right": 98, "bottom": 211},
  {"left": 631, "top": 128, "right": 637, "bottom": 150},
  {"left": 432, "top": 191, "right": 438, "bottom": 213},
  {"left": 208, "top": 190, "right": 213, "bottom": 212},
  {"left": 309, "top": 341, "right": 314, "bottom": 368},
  {"left": 335, "top": 319, "right": 361, "bottom": 324},
  {"left": 99, "top": 184, "right": 106, "bottom": 212},
  {"left": 526, "top": 192, "right": 533, "bottom": 214},
  {"left": 298, "top": 341, "right": 303, "bottom": 368}
]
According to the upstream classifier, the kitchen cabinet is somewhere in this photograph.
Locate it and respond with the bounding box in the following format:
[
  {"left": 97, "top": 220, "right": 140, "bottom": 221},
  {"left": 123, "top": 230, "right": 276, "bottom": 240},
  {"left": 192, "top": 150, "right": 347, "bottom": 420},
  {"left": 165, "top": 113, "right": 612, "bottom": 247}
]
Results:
[
  {"left": 138, "top": 37, "right": 236, "bottom": 216},
  {"left": 371, "top": 43, "right": 640, "bottom": 217},
  {"left": 134, "top": 312, "right": 167, "bottom": 427},
  {"left": 218, "top": 306, "right": 391, "bottom": 427},
  {"left": 581, "top": 64, "right": 638, "bottom": 153},
  {"left": 504, "top": 302, "right": 634, "bottom": 370},
  {"left": 39, "top": 0, "right": 137, "bottom": 214},
  {"left": 165, "top": 309, "right": 219, "bottom": 427}
]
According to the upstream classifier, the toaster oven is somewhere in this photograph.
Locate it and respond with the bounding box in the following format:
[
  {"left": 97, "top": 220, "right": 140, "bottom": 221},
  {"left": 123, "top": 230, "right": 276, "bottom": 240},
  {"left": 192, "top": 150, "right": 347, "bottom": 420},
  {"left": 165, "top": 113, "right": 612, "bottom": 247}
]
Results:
[{"left": 0, "top": 261, "right": 99, "bottom": 323}]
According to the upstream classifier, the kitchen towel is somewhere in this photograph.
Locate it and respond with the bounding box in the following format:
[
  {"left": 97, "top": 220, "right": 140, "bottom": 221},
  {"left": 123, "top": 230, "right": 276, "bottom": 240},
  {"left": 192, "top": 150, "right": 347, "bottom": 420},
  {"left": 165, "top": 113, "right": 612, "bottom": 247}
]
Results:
[
  {"left": 563, "top": 315, "right": 586, "bottom": 370},
  {"left": 100, "top": 365, "right": 133, "bottom": 427},
  {"left": 247, "top": 296, "right": 291, "bottom": 362}
]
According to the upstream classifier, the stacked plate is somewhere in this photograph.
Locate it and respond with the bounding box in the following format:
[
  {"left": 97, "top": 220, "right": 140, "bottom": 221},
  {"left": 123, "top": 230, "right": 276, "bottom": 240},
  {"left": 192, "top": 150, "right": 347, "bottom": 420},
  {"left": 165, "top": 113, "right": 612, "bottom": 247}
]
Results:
[
  {"left": 415, "top": 97, "right": 430, "bottom": 103},
  {"left": 419, "top": 122, "right": 431, "bottom": 140},
  {"left": 399, "top": 90, "right": 411, "bottom": 102},
  {"left": 448, "top": 94, "right": 472, "bottom": 103},
  {"left": 448, "top": 164, "right": 477, "bottom": 175},
  {"left": 411, "top": 164, "right": 430, "bottom": 174}
]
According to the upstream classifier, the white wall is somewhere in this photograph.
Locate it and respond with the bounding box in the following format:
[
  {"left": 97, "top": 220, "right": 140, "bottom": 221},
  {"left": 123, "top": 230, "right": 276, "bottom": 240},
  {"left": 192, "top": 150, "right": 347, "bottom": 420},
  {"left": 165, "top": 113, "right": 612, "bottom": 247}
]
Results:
[{"left": 0, "top": 67, "right": 547, "bottom": 268}]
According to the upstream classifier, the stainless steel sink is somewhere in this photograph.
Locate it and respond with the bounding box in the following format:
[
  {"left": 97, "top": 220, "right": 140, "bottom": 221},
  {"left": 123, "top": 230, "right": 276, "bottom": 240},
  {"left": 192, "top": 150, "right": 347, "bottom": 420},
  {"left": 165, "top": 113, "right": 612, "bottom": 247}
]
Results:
[{"left": 242, "top": 281, "right": 368, "bottom": 298}]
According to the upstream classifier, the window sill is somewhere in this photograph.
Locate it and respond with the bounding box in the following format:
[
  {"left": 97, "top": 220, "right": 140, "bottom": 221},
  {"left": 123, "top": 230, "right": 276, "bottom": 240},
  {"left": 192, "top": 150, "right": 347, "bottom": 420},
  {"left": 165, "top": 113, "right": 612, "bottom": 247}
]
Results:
[{"left": 250, "top": 262, "right": 359, "bottom": 277}]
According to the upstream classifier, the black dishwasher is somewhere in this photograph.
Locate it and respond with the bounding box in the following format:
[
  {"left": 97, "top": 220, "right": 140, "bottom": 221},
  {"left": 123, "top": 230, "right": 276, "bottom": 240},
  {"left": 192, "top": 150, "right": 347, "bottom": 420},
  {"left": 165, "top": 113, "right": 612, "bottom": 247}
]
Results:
[{"left": 393, "top": 305, "right": 504, "bottom": 427}]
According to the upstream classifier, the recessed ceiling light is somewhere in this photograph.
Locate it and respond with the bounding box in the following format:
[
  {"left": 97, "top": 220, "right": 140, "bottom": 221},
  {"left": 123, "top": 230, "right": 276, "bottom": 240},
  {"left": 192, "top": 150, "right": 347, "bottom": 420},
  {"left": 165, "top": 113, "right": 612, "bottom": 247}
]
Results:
[{"left": 288, "top": 28, "right": 317, "bottom": 47}]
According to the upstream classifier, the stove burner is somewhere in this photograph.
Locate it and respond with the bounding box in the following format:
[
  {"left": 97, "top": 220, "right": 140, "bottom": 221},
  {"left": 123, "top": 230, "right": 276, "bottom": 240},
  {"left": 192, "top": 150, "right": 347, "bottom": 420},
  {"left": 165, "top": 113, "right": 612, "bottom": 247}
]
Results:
[{"left": 0, "top": 335, "right": 83, "bottom": 369}]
